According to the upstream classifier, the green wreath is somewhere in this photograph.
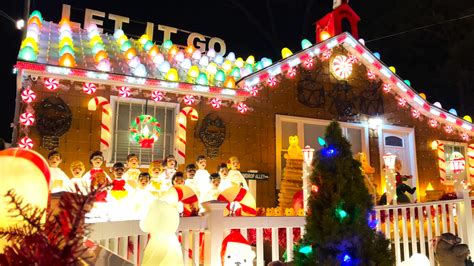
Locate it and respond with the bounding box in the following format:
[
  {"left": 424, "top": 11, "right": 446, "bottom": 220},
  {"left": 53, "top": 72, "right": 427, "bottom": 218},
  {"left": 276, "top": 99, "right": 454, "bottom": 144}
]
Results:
[{"left": 129, "top": 114, "right": 161, "bottom": 148}]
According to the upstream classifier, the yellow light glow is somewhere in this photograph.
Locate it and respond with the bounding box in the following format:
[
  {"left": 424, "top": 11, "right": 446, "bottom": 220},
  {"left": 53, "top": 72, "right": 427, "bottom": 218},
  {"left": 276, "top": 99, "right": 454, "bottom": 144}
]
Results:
[
  {"left": 222, "top": 60, "right": 232, "bottom": 72},
  {"left": 169, "top": 45, "right": 179, "bottom": 56},
  {"left": 389, "top": 66, "right": 396, "bottom": 73},
  {"left": 149, "top": 45, "right": 159, "bottom": 57},
  {"left": 246, "top": 55, "right": 255, "bottom": 65},
  {"left": 206, "top": 62, "right": 218, "bottom": 75},
  {"left": 165, "top": 68, "right": 179, "bottom": 81},
  {"left": 426, "top": 182, "right": 434, "bottom": 191},
  {"left": 419, "top": 93, "right": 426, "bottom": 100},
  {"left": 139, "top": 34, "right": 150, "bottom": 45},
  {"left": 28, "top": 16, "right": 42, "bottom": 27},
  {"left": 235, "top": 58, "right": 244, "bottom": 68},
  {"left": 142, "top": 125, "right": 150, "bottom": 138},
  {"left": 281, "top": 47, "right": 293, "bottom": 59},
  {"left": 185, "top": 45, "right": 195, "bottom": 55},
  {"left": 59, "top": 18, "right": 70, "bottom": 27},
  {"left": 94, "top": 50, "right": 108, "bottom": 63},
  {"left": 89, "top": 35, "right": 102, "bottom": 47},
  {"left": 20, "top": 37, "right": 38, "bottom": 52},
  {"left": 125, "top": 48, "right": 137, "bottom": 60},
  {"left": 320, "top": 31, "right": 331, "bottom": 41},
  {"left": 431, "top": 140, "right": 439, "bottom": 150},
  {"left": 188, "top": 66, "right": 200, "bottom": 78},
  {"left": 463, "top": 115, "right": 472, "bottom": 123},
  {"left": 117, "top": 35, "right": 128, "bottom": 46},
  {"left": 59, "top": 53, "right": 76, "bottom": 67},
  {"left": 224, "top": 76, "right": 236, "bottom": 88}
]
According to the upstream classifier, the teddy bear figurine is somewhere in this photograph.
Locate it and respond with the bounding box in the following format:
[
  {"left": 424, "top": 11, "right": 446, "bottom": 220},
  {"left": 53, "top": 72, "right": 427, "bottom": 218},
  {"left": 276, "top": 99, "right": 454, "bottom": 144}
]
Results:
[
  {"left": 434, "top": 233, "right": 470, "bottom": 266},
  {"left": 285, "top": 208, "right": 295, "bottom": 216},
  {"left": 284, "top": 136, "right": 303, "bottom": 160}
]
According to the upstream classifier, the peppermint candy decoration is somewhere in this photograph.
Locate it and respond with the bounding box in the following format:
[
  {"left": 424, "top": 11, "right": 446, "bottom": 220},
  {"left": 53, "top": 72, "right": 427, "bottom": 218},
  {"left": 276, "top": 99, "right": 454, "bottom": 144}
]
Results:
[
  {"left": 347, "top": 55, "right": 358, "bottom": 64},
  {"left": 19, "top": 112, "right": 35, "bottom": 126},
  {"left": 249, "top": 86, "right": 258, "bottom": 96},
  {"left": 287, "top": 67, "right": 297, "bottom": 78},
  {"left": 83, "top": 82, "right": 97, "bottom": 94},
  {"left": 331, "top": 55, "right": 353, "bottom": 79},
  {"left": 411, "top": 109, "right": 420, "bottom": 119},
  {"left": 382, "top": 84, "right": 391, "bottom": 93},
  {"left": 210, "top": 98, "right": 222, "bottom": 109},
  {"left": 151, "top": 90, "right": 164, "bottom": 102},
  {"left": 118, "top": 86, "right": 131, "bottom": 97},
  {"left": 44, "top": 78, "right": 59, "bottom": 91},
  {"left": 267, "top": 77, "right": 277, "bottom": 87},
  {"left": 321, "top": 50, "right": 332, "bottom": 60},
  {"left": 183, "top": 95, "right": 195, "bottom": 105},
  {"left": 237, "top": 102, "right": 248, "bottom": 113},
  {"left": 461, "top": 133, "right": 470, "bottom": 141},
  {"left": 21, "top": 88, "right": 36, "bottom": 103},
  {"left": 18, "top": 136, "right": 33, "bottom": 149},
  {"left": 367, "top": 70, "right": 376, "bottom": 80},
  {"left": 429, "top": 119, "right": 438, "bottom": 128},
  {"left": 444, "top": 125, "right": 453, "bottom": 134},
  {"left": 304, "top": 58, "right": 314, "bottom": 69},
  {"left": 398, "top": 98, "right": 407, "bottom": 107}
]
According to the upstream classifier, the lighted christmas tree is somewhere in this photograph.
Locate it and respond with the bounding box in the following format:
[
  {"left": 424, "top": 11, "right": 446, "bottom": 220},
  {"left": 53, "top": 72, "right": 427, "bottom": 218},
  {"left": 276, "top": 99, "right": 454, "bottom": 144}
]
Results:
[{"left": 294, "top": 121, "right": 393, "bottom": 265}]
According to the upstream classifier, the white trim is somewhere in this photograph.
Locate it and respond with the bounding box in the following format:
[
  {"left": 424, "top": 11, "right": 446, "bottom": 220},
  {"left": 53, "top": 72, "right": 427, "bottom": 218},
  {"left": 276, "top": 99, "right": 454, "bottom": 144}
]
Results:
[
  {"left": 275, "top": 115, "right": 370, "bottom": 189},
  {"left": 108, "top": 96, "right": 179, "bottom": 166},
  {"left": 379, "top": 125, "right": 419, "bottom": 201}
]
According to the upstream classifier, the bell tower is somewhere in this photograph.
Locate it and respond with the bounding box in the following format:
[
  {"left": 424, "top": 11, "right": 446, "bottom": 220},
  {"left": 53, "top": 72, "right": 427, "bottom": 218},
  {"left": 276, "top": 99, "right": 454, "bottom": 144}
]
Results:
[{"left": 315, "top": 0, "right": 360, "bottom": 43}]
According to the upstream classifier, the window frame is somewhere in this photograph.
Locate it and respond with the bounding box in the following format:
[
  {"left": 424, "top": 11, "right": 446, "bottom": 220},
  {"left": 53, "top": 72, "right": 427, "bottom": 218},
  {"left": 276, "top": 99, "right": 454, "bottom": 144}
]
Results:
[
  {"left": 108, "top": 96, "right": 180, "bottom": 167},
  {"left": 275, "top": 115, "right": 370, "bottom": 189},
  {"left": 439, "top": 140, "right": 469, "bottom": 185}
]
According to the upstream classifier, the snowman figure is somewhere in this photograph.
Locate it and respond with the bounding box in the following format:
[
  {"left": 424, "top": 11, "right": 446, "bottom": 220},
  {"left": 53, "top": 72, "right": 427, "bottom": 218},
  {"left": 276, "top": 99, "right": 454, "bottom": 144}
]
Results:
[
  {"left": 221, "top": 231, "right": 255, "bottom": 266},
  {"left": 140, "top": 199, "right": 184, "bottom": 266}
]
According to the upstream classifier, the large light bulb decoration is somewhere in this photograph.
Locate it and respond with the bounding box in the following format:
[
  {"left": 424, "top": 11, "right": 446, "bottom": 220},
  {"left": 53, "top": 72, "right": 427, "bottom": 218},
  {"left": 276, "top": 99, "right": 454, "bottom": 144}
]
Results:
[{"left": 331, "top": 55, "right": 353, "bottom": 80}]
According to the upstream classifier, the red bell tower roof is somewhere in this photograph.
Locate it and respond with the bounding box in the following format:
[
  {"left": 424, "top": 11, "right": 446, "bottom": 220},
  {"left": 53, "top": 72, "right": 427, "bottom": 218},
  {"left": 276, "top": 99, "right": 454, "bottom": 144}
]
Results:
[{"left": 315, "top": 2, "right": 360, "bottom": 43}]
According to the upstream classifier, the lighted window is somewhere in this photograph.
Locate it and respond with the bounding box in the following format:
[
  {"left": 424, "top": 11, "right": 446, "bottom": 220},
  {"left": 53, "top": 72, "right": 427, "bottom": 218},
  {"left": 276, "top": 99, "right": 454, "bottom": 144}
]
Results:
[
  {"left": 443, "top": 142, "right": 467, "bottom": 184},
  {"left": 109, "top": 96, "right": 178, "bottom": 165}
]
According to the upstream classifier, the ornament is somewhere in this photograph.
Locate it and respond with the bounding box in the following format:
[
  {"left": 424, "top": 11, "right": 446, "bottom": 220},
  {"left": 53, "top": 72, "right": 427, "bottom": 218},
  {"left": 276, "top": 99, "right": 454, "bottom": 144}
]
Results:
[
  {"left": 151, "top": 90, "right": 164, "bottom": 102},
  {"left": 19, "top": 112, "right": 35, "bottom": 126},
  {"left": 249, "top": 86, "right": 258, "bottom": 96},
  {"left": 176, "top": 107, "right": 199, "bottom": 164},
  {"left": 304, "top": 58, "right": 314, "bottom": 69},
  {"left": 398, "top": 98, "right": 407, "bottom": 107},
  {"left": 382, "top": 83, "right": 391, "bottom": 93},
  {"left": 287, "top": 67, "right": 297, "bottom": 78},
  {"left": 211, "top": 98, "right": 222, "bottom": 109},
  {"left": 183, "top": 95, "right": 195, "bottom": 105},
  {"left": 0, "top": 148, "right": 50, "bottom": 252},
  {"left": 21, "top": 88, "right": 36, "bottom": 103},
  {"left": 444, "top": 125, "right": 453, "bottom": 134},
  {"left": 321, "top": 50, "right": 332, "bottom": 60},
  {"left": 18, "top": 136, "right": 34, "bottom": 149},
  {"left": 129, "top": 114, "right": 161, "bottom": 148},
  {"left": 331, "top": 55, "right": 353, "bottom": 80},
  {"left": 267, "top": 77, "right": 277, "bottom": 87},
  {"left": 118, "top": 86, "right": 131, "bottom": 97},
  {"left": 449, "top": 151, "right": 465, "bottom": 174},
  {"left": 411, "top": 109, "right": 420, "bottom": 119},
  {"left": 311, "top": 185, "right": 319, "bottom": 193},
  {"left": 367, "top": 70, "right": 376, "bottom": 80},
  {"left": 88, "top": 97, "right": 112, "bottom": 152},
  {"left": 83, "top": 82, "right": 97, "bottom": 94},
  {"left": 281, "top": 47, "right": 293, "bottom": 59},
  {"left": 461, "top": 133, "right": 469, "bottom": 141},
  {"left": 44, "top": 78, "right": 59, "bottom": 91},
  {"left": 347, "top": 54, "right": 358, "bottom": 64},
  {"left": 318, "top": 137, "right": 326, "bottom": 146},
  {"left": 429, "top": 119, "right": 438, "bottom": 128},
  {"left": 198, "top": 113, "right": 226, "bottom": 159},
  {"left": 237, "top": 102, "right": 248, "bottom": 113}
]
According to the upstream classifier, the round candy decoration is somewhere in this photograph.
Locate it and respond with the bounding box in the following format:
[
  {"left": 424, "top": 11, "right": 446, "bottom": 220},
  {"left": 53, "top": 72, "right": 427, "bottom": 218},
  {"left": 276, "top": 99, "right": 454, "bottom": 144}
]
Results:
[
  {"left": 44, "top": 78, "right": 59, "bottom": 91},
  {"left": 18, "top": 136, "right": 34, "bottom": 149},
  {"left": 118, "top": 86, "right": 131, "bottom": 98},
  {"left": 183, "top": 95, "right": 195, "bottom": 105},
  {"left": 21, "top": 88, "right": 36, "bottom": 103},
  {"left": 151, "top": 90, "right": 164, "bottom": 102},
  {"left": 237, "top": 102, "right": 248, "bottom": 113},
  {"left": 331, "top": 55, "right": 353, "bottom": 80},
  {"left": 211, "top": 98, "right": 222, "bottom": 109},
  {"left": 83, "top": 82, "right": 97, "bottom": 94},
  {"left": 19, "top": 112, "right": 35, "bottom": 126}
]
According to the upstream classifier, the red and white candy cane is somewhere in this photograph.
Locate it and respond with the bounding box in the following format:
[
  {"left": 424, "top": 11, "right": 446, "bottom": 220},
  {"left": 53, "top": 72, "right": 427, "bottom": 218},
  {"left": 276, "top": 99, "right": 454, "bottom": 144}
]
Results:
[
  {"left": 88, "top": 97, "right": 111, "bottom": 152},
  {"left": 83, "top": 82, "right": 97, "bottom": 95},
  {"left": 176, "top": 107, "right": 198, "bottom": 164},
  {"left": 44, "top": 78, "right": 59, "bottom": 91},
  {"left": 434, "top": 140, "right": 447, "bottom": 183},
  {"left": 468, "top": 144, "right": 474, "bottom": 182}
]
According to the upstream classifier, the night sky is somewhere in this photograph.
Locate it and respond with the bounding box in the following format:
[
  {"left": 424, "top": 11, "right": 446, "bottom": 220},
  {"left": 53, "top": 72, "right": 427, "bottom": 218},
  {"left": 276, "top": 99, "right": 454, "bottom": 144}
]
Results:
[{"left": 1, "top": 0, "right": 473, "bottom": 143}]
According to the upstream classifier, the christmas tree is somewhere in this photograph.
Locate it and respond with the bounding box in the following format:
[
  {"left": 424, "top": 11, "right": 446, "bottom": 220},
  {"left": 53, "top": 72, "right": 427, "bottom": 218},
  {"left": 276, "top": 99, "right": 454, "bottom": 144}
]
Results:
[{"left": 294, "top": 121, "right": 393, "bottom": 265}]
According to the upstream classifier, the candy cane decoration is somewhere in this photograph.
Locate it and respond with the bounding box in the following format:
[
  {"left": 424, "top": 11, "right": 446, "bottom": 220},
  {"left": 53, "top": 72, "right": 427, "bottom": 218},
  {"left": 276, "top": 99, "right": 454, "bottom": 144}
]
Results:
[
  {"left": 88, "top": 97, "right": 111, "bottom": 152},
  {"left": 468, "top": 144, "right": 474, "bottom": 182},
  {"left": 176, "top": 107, "right": 198, "bottom": 164},
  {"left": 434, "top": 140, "right": 447, "bottom": 183}
]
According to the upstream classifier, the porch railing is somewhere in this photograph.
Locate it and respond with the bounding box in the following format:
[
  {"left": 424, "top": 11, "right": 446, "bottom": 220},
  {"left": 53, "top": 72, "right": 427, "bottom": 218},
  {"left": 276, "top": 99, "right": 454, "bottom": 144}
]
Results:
[{"left": 88, "top": 192, "right": 474, "bottom": 266}]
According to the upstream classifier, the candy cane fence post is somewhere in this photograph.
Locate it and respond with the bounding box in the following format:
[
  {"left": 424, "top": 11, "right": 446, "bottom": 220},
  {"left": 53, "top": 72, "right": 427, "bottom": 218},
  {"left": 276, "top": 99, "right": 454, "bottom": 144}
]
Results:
[
  {"left": 176, "top": 107, "right": 198, "bottom": 164},
  {"left": 88, "top": 97, "right": 112, "bottom": 155},
  {"left": 468, "top": 144, "right": 474, "bottom": 183}
]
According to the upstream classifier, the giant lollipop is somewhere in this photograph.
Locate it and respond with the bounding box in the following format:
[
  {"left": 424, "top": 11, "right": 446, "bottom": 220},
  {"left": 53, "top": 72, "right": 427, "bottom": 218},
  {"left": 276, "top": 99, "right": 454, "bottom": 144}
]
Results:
[{"left": 0, "top": 148, "right": 50, "bottom": 252}]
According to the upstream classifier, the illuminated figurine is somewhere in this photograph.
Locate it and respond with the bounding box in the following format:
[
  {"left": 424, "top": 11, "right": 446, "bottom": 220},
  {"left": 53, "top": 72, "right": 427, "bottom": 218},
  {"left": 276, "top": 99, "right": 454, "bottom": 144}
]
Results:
[
  {"left": 82, "top": 151, "right": 111, "bottom": 184},
  {"left": 184, "top": 164, "right": 198, "bottom": 193},
  {"left": 194, "top": 155, "right": 211, "bottom": 201},
  {"left": 123, "top": 153, "right": 141, "bottom": 188},
  {"left": 203, "top": 173, "right": 221, "bottom": 202},
  {"left": 172, "top": 172, "right": 185, "bottom": 186},
  {"left": 149, "top": 160, "right": 163, "bottom": 191},
  {"left": 227, "top": 157, "right": 248, "bottom": 190},
  {"left": 217, "top": 163, "right": 231, "bottom": 191},
  {"left": 284, "top": 136, "right": 303, "bottom": 160},
  {"left": 69, "top": 160, "right": 85, "bottom": 180},
  {"left": 110, "top": 162, "right": 130, "bottom": 201},
  {"left": 130, "top": 173, "right": 155, "bottom": 218},
  {"left": 395, "top": 159, "right": 416, "bottom": 203},
  {"left": 47, "top": 151, "right": 72, "bottom": 193},
  {"left": 158, "top": 155, "right": 177, "bottom": 191}
]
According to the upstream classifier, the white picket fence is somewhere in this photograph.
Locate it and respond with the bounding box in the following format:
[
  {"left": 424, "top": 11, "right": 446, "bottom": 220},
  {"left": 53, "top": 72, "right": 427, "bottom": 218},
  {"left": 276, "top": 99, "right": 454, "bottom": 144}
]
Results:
[{"left": 88, "top": 193, "right": 474, "bottom": 266}]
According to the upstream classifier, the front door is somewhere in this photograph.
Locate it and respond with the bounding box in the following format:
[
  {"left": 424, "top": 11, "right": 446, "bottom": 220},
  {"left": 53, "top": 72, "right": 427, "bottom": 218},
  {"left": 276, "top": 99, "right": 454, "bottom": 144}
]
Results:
[{"left": 380, "top": 127, "right": 418, "bottom": 201}]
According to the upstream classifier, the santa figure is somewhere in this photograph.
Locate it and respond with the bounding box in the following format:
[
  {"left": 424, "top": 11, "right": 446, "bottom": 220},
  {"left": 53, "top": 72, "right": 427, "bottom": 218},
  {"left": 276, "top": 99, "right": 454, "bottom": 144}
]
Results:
[{"left": 221, "top": 231, "right": 255, "bottom": 266}]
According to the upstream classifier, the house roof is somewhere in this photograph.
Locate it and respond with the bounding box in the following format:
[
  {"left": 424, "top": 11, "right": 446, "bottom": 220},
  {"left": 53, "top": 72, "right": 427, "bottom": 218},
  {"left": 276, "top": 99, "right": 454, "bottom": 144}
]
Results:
[
  {"left": 16, "top": 13, "right": 274, "bottom": 101},
  {"left": 238, "top": 32, "right": 474, "bottom": 138}
]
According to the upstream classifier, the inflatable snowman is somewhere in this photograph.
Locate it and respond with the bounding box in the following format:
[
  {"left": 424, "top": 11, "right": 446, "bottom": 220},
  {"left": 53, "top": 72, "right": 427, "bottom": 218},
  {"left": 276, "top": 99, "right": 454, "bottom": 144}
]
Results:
[
  {"left": 139, "top": 199, "right": 183, "bottom": 266},
  {"left": 221, "top": 231, "right": 255, "bottom": 266}
]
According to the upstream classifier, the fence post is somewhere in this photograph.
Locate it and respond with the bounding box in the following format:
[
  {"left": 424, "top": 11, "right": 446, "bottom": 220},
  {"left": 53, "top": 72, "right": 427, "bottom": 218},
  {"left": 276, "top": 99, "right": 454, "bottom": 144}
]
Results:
[
  {"left": 461, "top": 190, "right": 474, "bottom": 253},
  {"left": 203, "top": 200, "right": 228, "bottom": 266}
]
